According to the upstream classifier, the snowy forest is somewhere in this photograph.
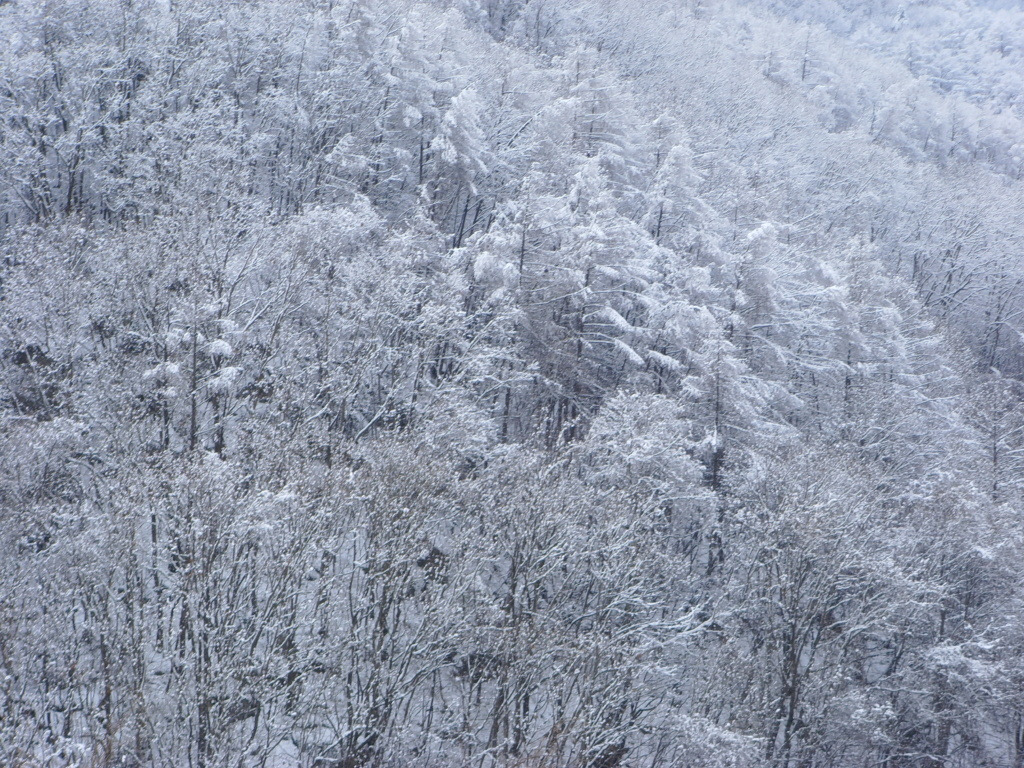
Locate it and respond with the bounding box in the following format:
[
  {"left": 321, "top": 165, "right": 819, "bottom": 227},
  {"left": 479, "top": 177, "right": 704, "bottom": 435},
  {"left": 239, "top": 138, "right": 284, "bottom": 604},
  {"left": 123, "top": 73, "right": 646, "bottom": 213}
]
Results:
[{"left": 3, "top": 0, "right": 1024, "bottom": 766}]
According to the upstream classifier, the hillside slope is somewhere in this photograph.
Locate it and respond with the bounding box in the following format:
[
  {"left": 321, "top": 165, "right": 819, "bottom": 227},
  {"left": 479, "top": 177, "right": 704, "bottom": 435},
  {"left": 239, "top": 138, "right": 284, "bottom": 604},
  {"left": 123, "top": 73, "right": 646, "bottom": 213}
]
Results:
[{"left": 2, "top": 1, "right": 1024, "bottom": 767}]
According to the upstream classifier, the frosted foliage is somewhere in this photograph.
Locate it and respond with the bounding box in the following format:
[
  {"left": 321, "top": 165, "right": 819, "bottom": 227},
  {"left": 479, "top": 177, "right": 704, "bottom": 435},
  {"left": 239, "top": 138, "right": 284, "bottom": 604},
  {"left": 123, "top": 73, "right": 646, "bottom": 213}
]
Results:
[{"left": 1, "top": 1, "right": 1024, "bottom": 768}]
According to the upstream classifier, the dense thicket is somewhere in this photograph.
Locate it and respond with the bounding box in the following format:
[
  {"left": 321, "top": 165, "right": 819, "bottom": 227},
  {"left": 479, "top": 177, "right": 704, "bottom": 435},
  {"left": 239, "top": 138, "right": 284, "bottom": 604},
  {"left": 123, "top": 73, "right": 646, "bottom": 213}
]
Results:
[{"left": 3, "top": 1, "right": 1024, "bottom": 767}]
